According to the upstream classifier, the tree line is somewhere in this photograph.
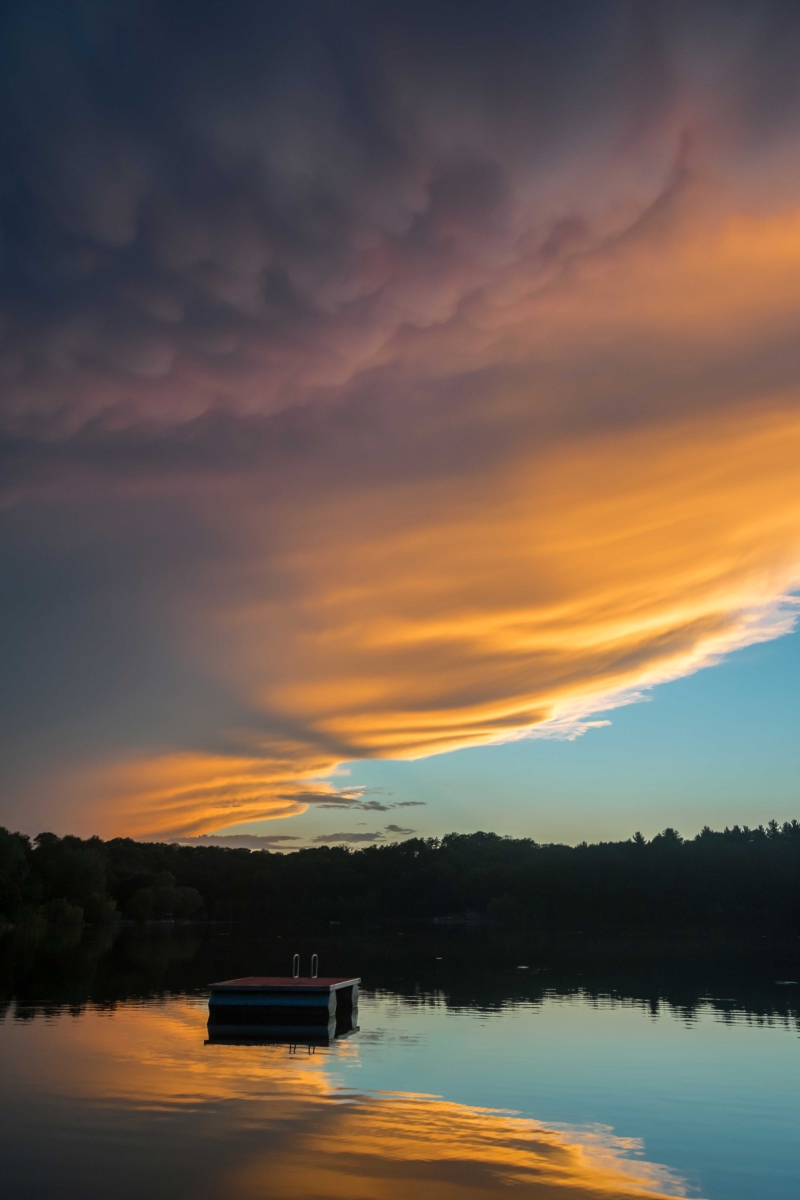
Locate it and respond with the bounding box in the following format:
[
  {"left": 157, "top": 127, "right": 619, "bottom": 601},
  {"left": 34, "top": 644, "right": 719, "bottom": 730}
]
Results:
[{"left": 1, "top": 821, "right": 799, "bottom": 930}]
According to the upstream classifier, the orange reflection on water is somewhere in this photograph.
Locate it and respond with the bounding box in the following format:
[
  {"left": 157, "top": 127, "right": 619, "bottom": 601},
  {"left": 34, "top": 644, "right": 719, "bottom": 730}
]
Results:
[
  {"left": 2, "top": 1000, "right": 690, "bottom": 1198},
  {"left": 233, "top": 1089, "right": 690, "bottom": 1200}
]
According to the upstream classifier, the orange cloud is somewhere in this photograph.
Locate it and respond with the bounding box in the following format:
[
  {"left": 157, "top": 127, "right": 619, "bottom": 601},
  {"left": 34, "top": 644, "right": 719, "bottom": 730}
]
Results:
[
  {"left": 223, "top": 405, "right": 800, "bottom": 737},
  {"left": 47, "top": 194, "right": 796, "bottom": 835},
  {"left": 77, "top": 400, "right": 800, "bottom": 838},
  {"left": 71, "top": 752, "right": 337, "bottom": 840},
  {"left": 12, "top": 188, "right": 800, "bottom": 839}
]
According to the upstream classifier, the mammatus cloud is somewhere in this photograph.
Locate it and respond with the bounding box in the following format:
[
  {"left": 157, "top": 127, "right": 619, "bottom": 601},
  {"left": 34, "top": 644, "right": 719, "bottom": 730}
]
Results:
[{"left": 4, "top": 3, "right": 800, "bottom": 836}]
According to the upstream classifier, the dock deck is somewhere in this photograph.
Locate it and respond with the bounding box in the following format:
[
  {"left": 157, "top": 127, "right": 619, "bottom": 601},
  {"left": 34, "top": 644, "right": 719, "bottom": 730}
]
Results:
[{"left": 210, "top": 975, "right": 359, "bottom": 992}]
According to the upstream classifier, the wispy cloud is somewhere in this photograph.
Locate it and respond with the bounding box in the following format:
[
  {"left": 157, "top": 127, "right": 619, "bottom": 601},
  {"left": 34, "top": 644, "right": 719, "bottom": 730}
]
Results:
[{"left": 281, "top": 786, "right": 424, "bottom": 815}]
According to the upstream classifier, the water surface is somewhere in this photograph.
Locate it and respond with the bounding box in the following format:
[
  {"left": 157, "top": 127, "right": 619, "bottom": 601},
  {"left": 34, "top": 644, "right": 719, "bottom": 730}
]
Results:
[{"left": 1, "top": 925, "right": 798, "bottom": 1198}]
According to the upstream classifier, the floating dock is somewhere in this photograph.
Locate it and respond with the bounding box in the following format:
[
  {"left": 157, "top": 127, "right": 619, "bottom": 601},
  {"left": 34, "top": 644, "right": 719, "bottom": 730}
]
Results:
[{"left": 207, "top": 975, "right": 360, "bottom": 1042}]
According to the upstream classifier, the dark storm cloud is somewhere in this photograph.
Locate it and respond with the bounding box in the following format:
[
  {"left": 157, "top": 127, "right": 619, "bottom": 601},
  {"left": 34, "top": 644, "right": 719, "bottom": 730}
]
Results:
[
  {"left": 0, "top": 0, "right": 796, "bottom": 493},
  {"left": 0, "top": 0, "right": 689, "bottom": 451}
]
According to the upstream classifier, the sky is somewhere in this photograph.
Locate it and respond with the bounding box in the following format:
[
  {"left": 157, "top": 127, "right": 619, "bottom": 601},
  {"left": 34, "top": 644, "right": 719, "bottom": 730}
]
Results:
[{"left": 1, "top": 0, "right": 800, "bottom": 848}]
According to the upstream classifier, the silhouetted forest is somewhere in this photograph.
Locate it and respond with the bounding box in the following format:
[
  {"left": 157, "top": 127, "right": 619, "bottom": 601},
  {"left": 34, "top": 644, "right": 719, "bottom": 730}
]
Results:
[{"left": 1, "top": 822, "right": 800, "bottom": 931}]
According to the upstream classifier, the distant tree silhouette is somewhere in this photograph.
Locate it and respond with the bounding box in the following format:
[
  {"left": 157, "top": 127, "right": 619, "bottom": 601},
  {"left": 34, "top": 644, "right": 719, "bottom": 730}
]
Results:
[{"left": 1, "top": 821, "right": 799, "bottom": 930}]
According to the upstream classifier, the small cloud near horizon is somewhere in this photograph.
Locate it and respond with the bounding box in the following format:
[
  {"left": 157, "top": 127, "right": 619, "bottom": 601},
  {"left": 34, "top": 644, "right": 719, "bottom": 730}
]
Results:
[
  {"left": 172, "top": 833, "right": 300, "bottom": 850},
  {"left": 311, "top": 831, "right": 384, "bottom": 844},
  {"left": 280, "top": 787, "right": 420, "bottom": 815},
  {"left": 172, "top": 821, "right": 418, "bottom": 851},
  {"left": 310, "top": 822, "right": 418, "bottom": 845}
]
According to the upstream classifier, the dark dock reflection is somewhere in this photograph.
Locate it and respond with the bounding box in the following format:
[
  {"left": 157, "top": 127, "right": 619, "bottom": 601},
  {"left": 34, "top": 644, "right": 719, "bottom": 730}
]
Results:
[{"left": 206, "top": 1007, "right": 359, "bottom": 1047}]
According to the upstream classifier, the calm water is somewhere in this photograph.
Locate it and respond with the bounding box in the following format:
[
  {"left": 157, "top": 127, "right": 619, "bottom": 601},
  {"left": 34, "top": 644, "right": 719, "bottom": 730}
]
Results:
[{"left": 1, "top": 925, "right": 798, "bottom": 1199}]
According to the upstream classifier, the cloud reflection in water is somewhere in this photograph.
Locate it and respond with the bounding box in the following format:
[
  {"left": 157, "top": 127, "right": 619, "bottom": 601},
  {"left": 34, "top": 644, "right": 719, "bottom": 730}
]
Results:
[{"left": 1, "top": 1000, "right": 690, "bottom": 1198}]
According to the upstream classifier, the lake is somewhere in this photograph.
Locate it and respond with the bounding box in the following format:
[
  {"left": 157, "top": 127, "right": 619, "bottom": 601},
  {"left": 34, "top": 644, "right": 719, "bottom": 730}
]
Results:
[{"left": 1, "top": 924, "right": 798, "bottom": 1198}]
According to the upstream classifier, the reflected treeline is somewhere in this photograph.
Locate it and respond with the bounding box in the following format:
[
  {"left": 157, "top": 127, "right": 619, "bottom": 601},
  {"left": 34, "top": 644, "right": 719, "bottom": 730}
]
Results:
[
  {"left": 2, "top": 824, "right": 800, "bottom": 931},
  {"left": 1, "top": 922, "right": 798, "bottom": 1032}
]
